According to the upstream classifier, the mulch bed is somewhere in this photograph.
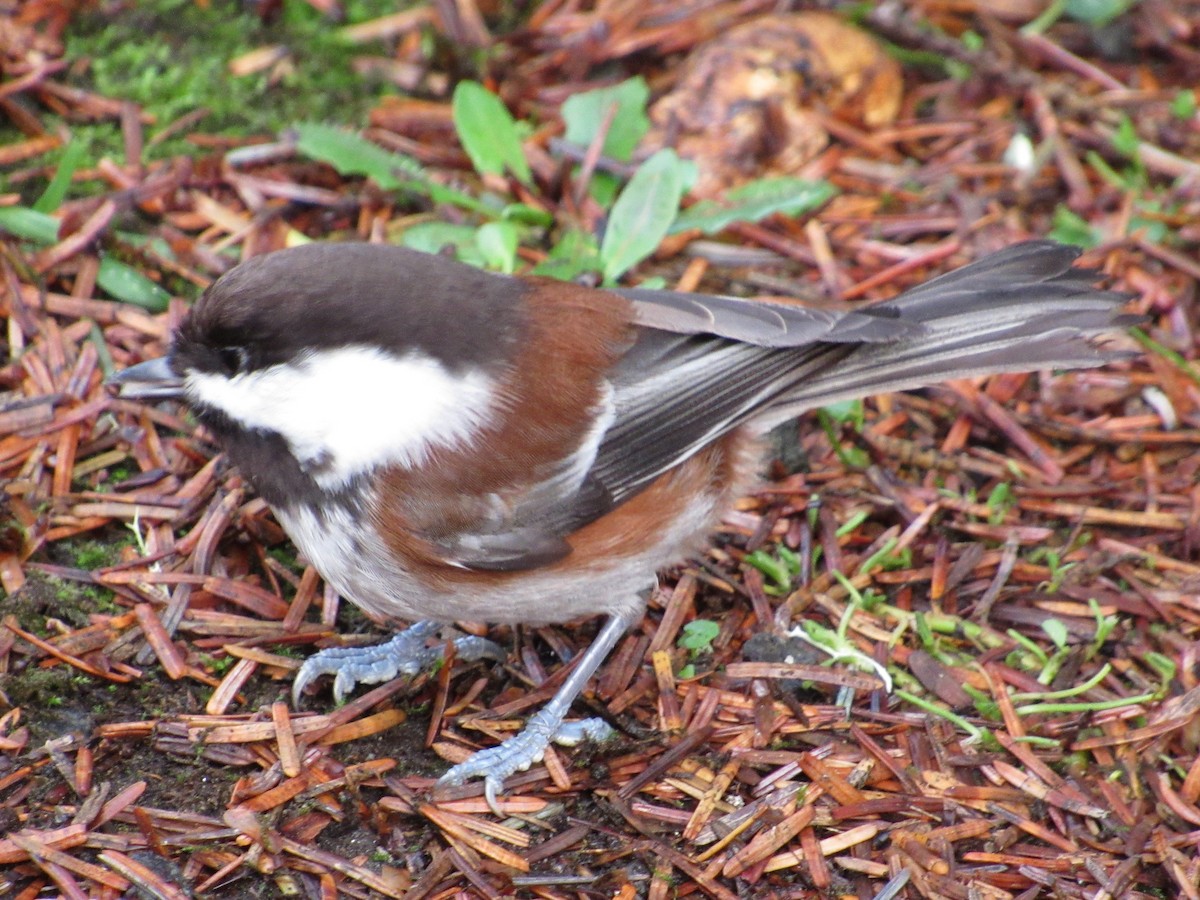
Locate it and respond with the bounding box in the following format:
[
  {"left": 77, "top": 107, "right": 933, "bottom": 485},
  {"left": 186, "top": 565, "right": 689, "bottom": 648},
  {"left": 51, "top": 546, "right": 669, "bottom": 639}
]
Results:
[{"left": 2, "top": 2, "right": 1200, "bottom": 897}]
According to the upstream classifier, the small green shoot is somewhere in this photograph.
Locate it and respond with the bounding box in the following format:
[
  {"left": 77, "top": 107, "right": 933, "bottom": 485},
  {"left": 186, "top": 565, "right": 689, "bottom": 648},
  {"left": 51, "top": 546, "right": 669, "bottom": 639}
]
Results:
[
  {"left": 1028, "top": 545, "right": 1077, "bottom": 593},
  {"left": 34, "top": 139, "right": 88, "bottom": 213},
  {"left": 678, "top": 619, "right": 720, "bottom": 655},
  {"left": 0, "top": 206, "right": 61, "bottom": 243},
  {"left": 857, "top": 539, "right": 912, "bottom": 576},
  {"left": 1142, "top": 651, "right": 1177, "bottom": 683},
  {"left": 894, "top": 688, "right": 988, "bottom": 744},
  {"left": 960, "top": 30, "right": 984, "bottom": 51},
  {"left": 835, "top": 510, "right": 870, "bottom": 538},
  {"left": 960, "top": 683, "right": 1001, "bottom": 721},
  {"left": 985, "top": 483, "right": 1014, "bottom": 525},
  {"left": 913, "top": 611, "right": 934, "bottom": 652},
  {"left": 816, "top": 403, "right": 870, "bottom": 469},
  {"left": 743, "top": 546, "right": 802, "bottom": 592},
  {"left": 883, "top": 44, "right": 971, "bottom": 80},
  {"left": 1171, "top": 90, "right": 1197, "bottom": 120},
  {"left": 1006, "top": 618, "right": 1077, "bottom": 686},
  {"left": 1110, "top": 113, "right": 1141, "bottom": 158},
  {"left": 787, "top": 571, "right": 893, "bottom": 691},
  {"left": 1014, "top": 692, "right": 1157, "bottom": 717},
  {"left": 1088, "top": 599, "right": 1118, "bottom": 657},
  {"left": 1006, "top": 628, "right": 1048, "bottom": 667},
  {"left": 1085, "top": 150, "right": 1134, "bottom": 191},
  {"left": 1009, "top": 662, "right": 1112, "bottom": 704},
  {"left": 499, "top": 202, "right": 554, "bottom": 228}
]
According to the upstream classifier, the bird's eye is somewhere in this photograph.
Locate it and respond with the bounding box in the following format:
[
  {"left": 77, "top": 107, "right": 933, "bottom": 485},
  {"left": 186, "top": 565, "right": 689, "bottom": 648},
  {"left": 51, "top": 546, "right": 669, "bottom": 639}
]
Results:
[{"left": 217, "top": 346, "right": 248, "bottom": 374}]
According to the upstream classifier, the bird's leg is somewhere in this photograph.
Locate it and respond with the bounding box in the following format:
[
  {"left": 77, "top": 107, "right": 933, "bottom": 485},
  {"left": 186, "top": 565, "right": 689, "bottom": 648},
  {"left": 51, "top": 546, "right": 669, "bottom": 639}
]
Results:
[
  {"left": 437, "top": 607, "right": 640, "bottom": 813},
  {"left": 292, "top": 620, "right": 506, "bottom": 706}
]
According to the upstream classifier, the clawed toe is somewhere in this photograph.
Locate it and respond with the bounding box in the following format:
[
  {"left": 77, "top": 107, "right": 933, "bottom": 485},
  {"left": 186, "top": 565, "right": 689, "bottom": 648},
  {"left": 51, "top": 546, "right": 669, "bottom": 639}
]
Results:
[
  {"left": 436, "top": 714, "right": 615, "bottom": 814},
  {"left": 293, "top": 621, "right": 505, "bottom": 706}
]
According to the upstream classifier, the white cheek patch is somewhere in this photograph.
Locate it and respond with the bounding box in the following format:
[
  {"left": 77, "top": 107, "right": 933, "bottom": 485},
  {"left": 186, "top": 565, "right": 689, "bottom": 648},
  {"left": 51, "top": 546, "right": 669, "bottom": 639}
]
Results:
[{"left": 186, "top": 346, "right": 495, "bottom": 489}]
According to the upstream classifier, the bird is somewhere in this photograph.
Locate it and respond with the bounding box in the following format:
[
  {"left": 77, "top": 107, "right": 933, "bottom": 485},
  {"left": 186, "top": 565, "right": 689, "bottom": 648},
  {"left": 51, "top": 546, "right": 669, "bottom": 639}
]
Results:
[{"left": 110, "top": 239, "right": 1133, "bottom": 810}]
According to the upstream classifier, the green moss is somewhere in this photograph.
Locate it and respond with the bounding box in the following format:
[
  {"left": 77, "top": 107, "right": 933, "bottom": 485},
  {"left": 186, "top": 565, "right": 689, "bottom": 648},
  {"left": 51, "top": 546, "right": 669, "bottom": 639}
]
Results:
[
  {"left": 199, "top": 653, "right": 236, "bottom": 676},
  {"left": 2, "top": 665, "right": 77, "bottom": 709},
  {"left": 70, "top": 0, "right": 396, "bottom": 148},
  {"left": 5, "top": 0, "right": 404, "bottom": 201},
  {"left": 70, "top": 539, "right": 118, "bottom": 571}
]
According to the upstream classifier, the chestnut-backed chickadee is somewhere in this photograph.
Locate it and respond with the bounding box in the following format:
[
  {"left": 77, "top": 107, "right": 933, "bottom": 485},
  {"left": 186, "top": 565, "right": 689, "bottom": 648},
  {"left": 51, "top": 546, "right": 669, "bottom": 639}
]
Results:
[{"left": 112, "top": 240, "right": 1132, "bottom": 809}]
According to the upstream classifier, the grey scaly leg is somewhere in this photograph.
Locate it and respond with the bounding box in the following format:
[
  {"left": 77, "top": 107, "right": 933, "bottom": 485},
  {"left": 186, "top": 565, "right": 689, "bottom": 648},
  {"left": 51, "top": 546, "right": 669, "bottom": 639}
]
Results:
[{"left": 436, "top": 607, "right": 638, "bottom": 814}]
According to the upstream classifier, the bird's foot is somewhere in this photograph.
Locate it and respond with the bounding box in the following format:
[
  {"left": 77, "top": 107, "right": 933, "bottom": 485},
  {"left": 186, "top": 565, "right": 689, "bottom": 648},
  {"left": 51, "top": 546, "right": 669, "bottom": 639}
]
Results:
[
  {"left": 292, "top": 620, "right": 506, "bottom": 705},
  {"left": 437, "top": 706, "right": 614, "bottom": 814},
  {"left": 434, "top": 611, "right": 637, "bottom": 814}
]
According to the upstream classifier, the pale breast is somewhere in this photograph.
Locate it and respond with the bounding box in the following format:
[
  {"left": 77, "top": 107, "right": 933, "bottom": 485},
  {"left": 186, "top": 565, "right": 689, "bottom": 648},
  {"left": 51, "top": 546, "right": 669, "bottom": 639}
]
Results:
[{"left": 273, "top": 429, "right": 762, "bottom": 627}]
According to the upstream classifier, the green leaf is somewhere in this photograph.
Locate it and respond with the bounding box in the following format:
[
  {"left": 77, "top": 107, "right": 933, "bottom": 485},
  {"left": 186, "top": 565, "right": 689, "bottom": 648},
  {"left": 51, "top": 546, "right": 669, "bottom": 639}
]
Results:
[
  {"left": 587, "top": 173, "right": 621, "bottom": 209},
  {"left": 1048, "top": 205, "right": 1101, "bottom": 248},
  {"left": 0, "top": 205, "right": 169, "bottom": 311},
  {"left": 561, "top": 77, "right": 651, "bottom": 163},
  {"left": 531, "top": 229, "right": 601, "bottom": 281},
  {"left": 600, "top": 149, "right": 689, "bottom": 283},
  {"left": 96, "top": 258, "right": 171, "bottom": 311},
  {"left": 1085, "top": 150, "right": 1132, "bottom": 190},
  {"left": 1041, "top": 618, "right": 1069, "bottom": 650},
  {"left": 452, "top": 82, "right": 531, "bottom": 184},
  {"left": 400, "top": 222, "right": 484, "bottom": 266},
  {"left": 1170, "top": 89, "right": 1197, "bottom": 121},
  {"left": 501, "top": 203, "right": 554, "bottom": 227},
  {"left": 1064, "top": 0, "right": 1137, "bottom": 25},
  {"left": 293, "top": 122, "right": 420, "bottom": 189},
  {"left": 474, "top": 221, "right": 520, "bottom": 273},
  {"left": 0, "top": 206, "right": 61, "bottom": 243},
  {"left": 820, "top": 399, "right": 864, "bottom": 428},
  {"left": 1128, "top": 213, "right": 1169, "bottom": 245},
  {"left": 678, "top": 619, "right": 720, "bottom": 652},
  {"left": 34, "top": 139, "right": 88, "bottom": 214},
  {"left": 1110, "top": 113, "right": 1140, "bottom": 158},
  {"left": 670, "top": 177, "right": 836, "bottom": 235},
  {"left": 293, "top": 122, "right": 491, "bottom": 214},
  {"left": 636, "top": 276, "right": 667, "bottom": 290}
]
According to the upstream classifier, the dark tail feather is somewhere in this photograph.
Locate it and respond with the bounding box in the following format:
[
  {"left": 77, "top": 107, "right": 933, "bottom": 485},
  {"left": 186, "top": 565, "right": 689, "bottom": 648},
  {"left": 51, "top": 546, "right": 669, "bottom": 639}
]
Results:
[{"left": 760, "top": 241, "right": 1137, "bottom": 424}]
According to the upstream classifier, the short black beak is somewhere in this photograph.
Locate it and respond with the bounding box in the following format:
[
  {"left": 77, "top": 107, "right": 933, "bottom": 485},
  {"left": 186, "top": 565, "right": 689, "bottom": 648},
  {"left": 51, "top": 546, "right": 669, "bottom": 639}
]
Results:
[{"left": 108, "top": 357, "right": 185, "bottom": 400}]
